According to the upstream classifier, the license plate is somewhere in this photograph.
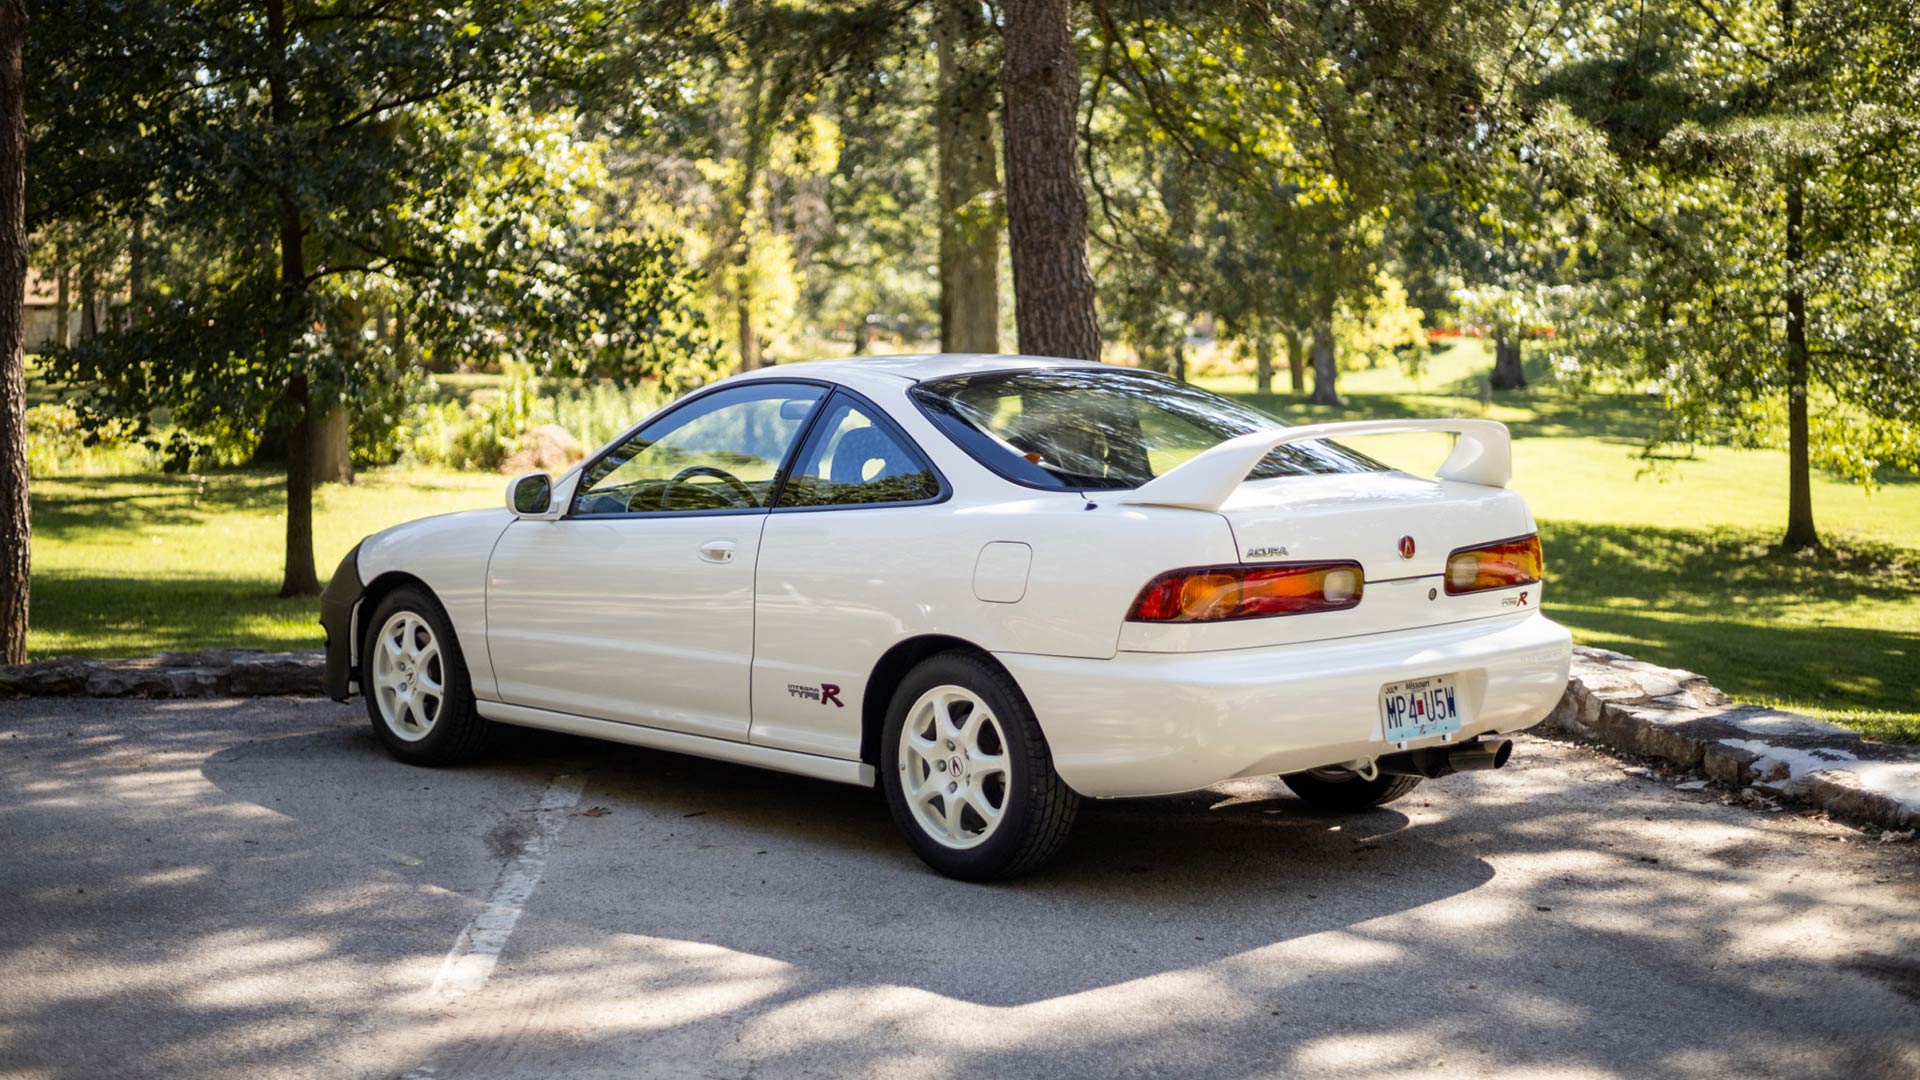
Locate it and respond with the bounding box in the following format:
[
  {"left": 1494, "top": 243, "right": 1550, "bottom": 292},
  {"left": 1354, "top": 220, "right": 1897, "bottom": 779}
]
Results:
[{"left": 1379, "top": 674, "right": 1464, "bottom": 743}]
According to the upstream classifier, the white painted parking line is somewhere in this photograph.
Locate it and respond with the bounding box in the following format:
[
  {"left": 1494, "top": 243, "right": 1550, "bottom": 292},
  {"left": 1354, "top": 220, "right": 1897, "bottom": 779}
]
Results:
[{"left": 429, "top": 773, "right": 586, "bottom": 1000}]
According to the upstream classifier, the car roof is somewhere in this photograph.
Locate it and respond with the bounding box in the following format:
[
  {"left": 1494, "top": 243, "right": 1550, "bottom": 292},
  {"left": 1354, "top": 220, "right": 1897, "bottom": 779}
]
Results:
[{"left": 726, "top": 353, "right": 1107, "bottom": 387}]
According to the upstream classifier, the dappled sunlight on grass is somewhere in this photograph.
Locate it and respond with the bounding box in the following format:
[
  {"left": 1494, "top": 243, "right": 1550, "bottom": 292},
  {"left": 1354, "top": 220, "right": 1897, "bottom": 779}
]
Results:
[
  {"left": 1541, "top": 522, "right": 1917, "bottom": 741},
  {"left": 29, "top": 468, "right": 500, "bottom": 655}
]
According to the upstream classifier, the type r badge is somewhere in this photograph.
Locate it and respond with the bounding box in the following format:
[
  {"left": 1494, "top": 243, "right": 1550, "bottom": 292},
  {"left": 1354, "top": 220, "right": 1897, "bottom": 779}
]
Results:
[{"left": 786, "top": 683, "right": 846, "bottom": 707}]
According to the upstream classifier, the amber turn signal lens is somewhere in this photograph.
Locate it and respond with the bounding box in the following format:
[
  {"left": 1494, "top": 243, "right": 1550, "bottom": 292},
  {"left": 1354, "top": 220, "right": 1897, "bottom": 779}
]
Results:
[
  {"left": 1443, "top": 535, "right": 1544, "bottom": 595},
  {"left": 1128, "top": 562, "right": 1366, "bottom": 622}
]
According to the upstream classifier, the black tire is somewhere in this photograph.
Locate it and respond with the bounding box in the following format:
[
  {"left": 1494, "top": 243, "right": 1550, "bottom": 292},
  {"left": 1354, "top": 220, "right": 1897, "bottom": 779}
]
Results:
[
  {"left": 880, "top": 652, "right": 1080, "bottom": 881},
  {"left": 1281, "top": 769, "right": 1423, "bottom": 811},
  {"left": 360, "top": 585, "right": 494, "bottom": 765}
]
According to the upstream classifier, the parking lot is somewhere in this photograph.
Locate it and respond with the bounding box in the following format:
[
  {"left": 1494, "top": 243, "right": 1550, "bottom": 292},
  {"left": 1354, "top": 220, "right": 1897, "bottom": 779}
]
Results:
[{"left": 2, "top": 696, "right": 1916, "bottom": 1079}]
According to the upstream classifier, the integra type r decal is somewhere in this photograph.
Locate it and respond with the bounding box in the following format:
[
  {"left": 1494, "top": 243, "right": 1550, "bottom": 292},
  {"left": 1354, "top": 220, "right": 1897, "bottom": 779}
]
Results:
[{"left": 787, "top": 683, "right": 845, "bottom": 708}]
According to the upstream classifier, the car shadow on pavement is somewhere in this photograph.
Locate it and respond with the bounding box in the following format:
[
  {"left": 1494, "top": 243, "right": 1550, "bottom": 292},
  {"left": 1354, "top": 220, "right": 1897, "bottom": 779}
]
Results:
[
  {"left": 11, "top": 699, "right": 1913, "bottom": 1080},
  {"left": 194, "top": 722, "right": 1492, "bottom": 1009}
]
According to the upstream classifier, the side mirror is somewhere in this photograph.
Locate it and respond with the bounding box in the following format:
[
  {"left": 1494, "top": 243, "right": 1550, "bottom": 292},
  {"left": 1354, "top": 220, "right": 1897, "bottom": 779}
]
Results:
[{"left": 507, "top": 472, "right": 555, "bottom": 518}]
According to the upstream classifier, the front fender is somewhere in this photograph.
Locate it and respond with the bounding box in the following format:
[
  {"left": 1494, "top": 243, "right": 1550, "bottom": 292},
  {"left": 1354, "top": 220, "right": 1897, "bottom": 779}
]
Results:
[{"left": 319, "top": 542, "right": 365, "bottom": 701}]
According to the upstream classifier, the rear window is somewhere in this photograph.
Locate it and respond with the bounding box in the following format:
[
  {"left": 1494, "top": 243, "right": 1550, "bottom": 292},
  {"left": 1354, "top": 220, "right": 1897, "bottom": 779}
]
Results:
[{"left": 910, "top": 368, "right": 1386, "bottom": 491}]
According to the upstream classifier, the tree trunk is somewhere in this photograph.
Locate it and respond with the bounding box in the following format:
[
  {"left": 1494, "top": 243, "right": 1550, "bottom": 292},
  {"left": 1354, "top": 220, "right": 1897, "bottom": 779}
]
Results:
[
  {"left": 311, "top": 407, "right": 353, "bottom": 485},
  {"left": 1782, "top": 171, "right": 1818, "bottom": 552},
  {"left": 730, "top": 59, "right": 773, "bottom": 373},
  {"left": 736, "top": 294, "right": 760, "bottom": 371},
  {"left": 1000, "top": 0, "right": 1100, "bottom": 361},
  {"left": 1490, "top": 329, "right": 1527, "bottom": 390},
  {"left": 79, "top": 262, "right": 97, "bottom": 340},
  {"left": 0, "top": 0, "right": 28, "bottom": 662},
  {"left": 392, "top": 303, "right": 412, "bottom": 368},
  {"left": 1285, "top": 330, "right": 1305, "bottom": 392},
  {"left": 54, "top": 258, "right": 69, "bottom": 349},
  {"left": 127, "top": 216, "right": 145, "bottom": 328},
  {"left": 1254, "top": 329, "right": 1273, "bottom": 394},
  {"left": 1307, "top": 284, "right": 1340, "bottom": 405},
  {"left": 269, "top": 0, "right": 319, "bottom": 597},
  {"left": 937, "top": 0, "right": 1001, "bottom": 354}
]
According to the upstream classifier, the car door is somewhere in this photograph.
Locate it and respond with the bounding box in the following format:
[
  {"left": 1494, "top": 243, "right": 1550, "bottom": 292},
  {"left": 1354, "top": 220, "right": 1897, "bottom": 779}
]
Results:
[
  {"left": 749, "top": 390, "right": 951, "bottom": 758},
  {"left": 486, "top": 381, "right": 827, "bottom": 740}
]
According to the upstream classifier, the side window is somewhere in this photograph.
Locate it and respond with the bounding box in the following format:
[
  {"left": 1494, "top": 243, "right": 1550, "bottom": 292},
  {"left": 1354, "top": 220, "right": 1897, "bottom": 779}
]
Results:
[
  {"left": 776, "top": 397, "right": 940, "bottom": 509},
  {"left": 572, "top": 383, "right": 825, "bottom": 515}
]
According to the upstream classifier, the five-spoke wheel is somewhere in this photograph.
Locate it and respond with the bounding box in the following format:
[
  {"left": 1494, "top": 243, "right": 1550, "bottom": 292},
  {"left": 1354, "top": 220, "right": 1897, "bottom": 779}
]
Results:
[
  {"left": 370, "top": 611, "right": 445, "bottom": 742},
  {"left": 897, "top": 685, "right": 1012, "bottom": 850},
  {"left": 881, "top": 652, "right": 1080, "bottom": 880},
  {"left": 360, "top": 586, "right": 493, "bottom": 765}
]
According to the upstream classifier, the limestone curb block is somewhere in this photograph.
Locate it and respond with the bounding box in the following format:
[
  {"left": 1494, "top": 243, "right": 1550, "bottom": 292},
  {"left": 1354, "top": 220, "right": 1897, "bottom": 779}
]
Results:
[
  {"left": 0, "top": 649, "right": 324, "bottom": 699},
  {"left": 1545, "top": 645, "right": 1920, "bottom": 831}
]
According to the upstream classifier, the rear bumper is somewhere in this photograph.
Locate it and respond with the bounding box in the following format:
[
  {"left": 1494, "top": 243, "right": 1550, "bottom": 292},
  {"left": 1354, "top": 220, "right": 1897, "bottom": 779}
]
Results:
[
  {"left": 997, "top": 612, "right": 1572, "bottom": 798},
  {"left": 319, "top": 543, "right": 365, "bottom": 702}
]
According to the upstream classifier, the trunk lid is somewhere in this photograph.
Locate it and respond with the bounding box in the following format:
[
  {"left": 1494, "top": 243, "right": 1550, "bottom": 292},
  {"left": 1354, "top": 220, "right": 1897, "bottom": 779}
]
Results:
[{"left": 1117, "top": 471, "right": 1543, "bottom": 652}]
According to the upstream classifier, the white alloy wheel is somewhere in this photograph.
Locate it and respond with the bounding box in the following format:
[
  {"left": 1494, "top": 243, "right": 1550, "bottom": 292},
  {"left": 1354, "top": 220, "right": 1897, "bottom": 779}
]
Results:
[
  {"left": 897, "top": 684, "right": 1013, "bottom": 850},
  {"left": 370, "top": 610, "right": 445, "bottom": 742}
]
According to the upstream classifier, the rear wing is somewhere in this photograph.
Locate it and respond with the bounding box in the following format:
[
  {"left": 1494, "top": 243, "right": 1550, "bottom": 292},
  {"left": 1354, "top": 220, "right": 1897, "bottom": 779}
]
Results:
[{"left": 1117, "top": 419, "right": 1511, "bottom": 512}]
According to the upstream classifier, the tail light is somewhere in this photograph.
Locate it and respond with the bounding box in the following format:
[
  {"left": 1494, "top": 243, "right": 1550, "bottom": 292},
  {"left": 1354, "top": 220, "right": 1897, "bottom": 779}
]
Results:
[
  {"left": 1445, "top": 534, "right": 1544, "bottom": 595},
  {"left": 1127, "top": 561, "right": 1364, "bottom": 623}
]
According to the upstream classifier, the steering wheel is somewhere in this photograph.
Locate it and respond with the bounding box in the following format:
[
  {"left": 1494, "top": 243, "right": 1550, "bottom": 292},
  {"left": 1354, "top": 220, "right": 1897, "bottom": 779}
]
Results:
[{"left": 658, "top": 465, "right": 756, "bottom": 510}]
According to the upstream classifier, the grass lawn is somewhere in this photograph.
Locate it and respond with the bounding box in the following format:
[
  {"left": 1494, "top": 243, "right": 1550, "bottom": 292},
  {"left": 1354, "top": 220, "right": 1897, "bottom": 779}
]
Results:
[
  {"left": 24, "top": 341, "right": 1920, "bottom": 742},
  {"left": 28, "top": 469, "right": 500, "bottom": 657},
  {"left": 1201, "top": 341, "right": 1918, "bottom": 742}
]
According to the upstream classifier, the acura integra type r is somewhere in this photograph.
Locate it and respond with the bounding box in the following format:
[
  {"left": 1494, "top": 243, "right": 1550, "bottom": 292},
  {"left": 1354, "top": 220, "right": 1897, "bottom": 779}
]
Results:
[{"left": 321, "top": 355, "right": 1572, "bottom": 880}]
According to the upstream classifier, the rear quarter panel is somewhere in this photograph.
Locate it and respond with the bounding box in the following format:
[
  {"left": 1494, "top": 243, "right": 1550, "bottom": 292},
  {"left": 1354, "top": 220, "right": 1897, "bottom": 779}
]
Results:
[{"left": 747, "top": 494, "right": 1240, "bottom": 759}]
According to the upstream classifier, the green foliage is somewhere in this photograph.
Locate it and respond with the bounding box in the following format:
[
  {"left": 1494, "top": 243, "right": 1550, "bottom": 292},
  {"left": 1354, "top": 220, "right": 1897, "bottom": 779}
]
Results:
[
  {"left": 29, "top": 0, "right": 715, "bottom": 481},
  {"left": 23, "top": 405, "right": 159, "bottom": 477},
  {"left": 1528, "top": 0, "right": 1920, "bottom": 524},
  {"left": 393, "top": 369, "right": 666, "bottom": 471},
  {"left": 1084, "top": 2, "right": 1534, "bottom": 384}
]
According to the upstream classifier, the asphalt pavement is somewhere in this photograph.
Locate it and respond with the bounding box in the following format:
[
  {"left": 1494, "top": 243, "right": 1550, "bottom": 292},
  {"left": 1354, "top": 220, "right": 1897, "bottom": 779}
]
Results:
[{"left": 2, "top": 696, "right": 1916, "bottom": 1079}]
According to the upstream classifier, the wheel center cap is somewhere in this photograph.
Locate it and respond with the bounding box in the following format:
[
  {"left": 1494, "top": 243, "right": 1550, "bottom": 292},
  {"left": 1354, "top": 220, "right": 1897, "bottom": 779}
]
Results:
[{"left": 948, "top": 754, "right": 966, "bottom": 778}]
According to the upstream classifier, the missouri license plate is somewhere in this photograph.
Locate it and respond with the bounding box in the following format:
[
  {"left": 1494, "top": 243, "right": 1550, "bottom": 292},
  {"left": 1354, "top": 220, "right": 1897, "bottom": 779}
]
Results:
[{"left": 1379, "top": 674, "right": 1463, "bottom": 743}]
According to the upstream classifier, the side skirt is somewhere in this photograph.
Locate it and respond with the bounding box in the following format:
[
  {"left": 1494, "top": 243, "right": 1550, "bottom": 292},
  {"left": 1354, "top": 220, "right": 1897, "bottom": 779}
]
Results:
[{"left": 476, "top": 700, "right": 877, "bottom": 788}]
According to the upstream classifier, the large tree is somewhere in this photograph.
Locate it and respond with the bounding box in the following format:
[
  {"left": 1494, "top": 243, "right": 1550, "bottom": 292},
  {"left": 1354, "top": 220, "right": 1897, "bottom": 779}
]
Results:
[
  {"left": 34, "top": 1, "right": 706, "bottom": 596},
  {"left": 0, "top": 0, "right": 24, "bottom": 662},
  {"left": 1535, "top": 0, "right": 1920, "bottom": 550},
  {"left": 1001, "top": 0, "right": 1102, "bottom": 361}
]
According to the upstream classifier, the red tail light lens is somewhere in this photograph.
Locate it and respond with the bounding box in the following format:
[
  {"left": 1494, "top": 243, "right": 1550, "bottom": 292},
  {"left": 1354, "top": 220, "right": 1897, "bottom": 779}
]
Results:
[
  {"left": 1444, "top": 534, "right": 1544, "bottom": 595},
  {"left": 1127, "top": 562, "right": 1365, "bottom": 622}
]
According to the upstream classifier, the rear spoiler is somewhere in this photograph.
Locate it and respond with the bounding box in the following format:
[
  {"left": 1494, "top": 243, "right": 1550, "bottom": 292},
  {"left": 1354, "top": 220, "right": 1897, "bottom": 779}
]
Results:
[{"left": 1117, "top": 419, "right": 1511, "bottom": 512}]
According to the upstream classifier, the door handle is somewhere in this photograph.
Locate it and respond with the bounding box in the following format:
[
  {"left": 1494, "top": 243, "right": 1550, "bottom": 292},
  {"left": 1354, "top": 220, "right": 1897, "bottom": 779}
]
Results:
[{"left": 697, "top": 539, "right": 737, "bottom": 564}]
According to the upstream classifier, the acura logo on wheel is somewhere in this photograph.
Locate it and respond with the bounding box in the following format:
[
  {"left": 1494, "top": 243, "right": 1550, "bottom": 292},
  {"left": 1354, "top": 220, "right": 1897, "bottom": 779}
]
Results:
[{"left": 1398, "top": 535, "right": 1417, "bottom": 559}]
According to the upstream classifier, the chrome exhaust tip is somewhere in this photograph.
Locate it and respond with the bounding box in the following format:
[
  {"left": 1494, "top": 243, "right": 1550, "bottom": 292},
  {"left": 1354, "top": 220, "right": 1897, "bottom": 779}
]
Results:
[{"left": 1375, "top": 737, "right": 1513, "bottom": 779}]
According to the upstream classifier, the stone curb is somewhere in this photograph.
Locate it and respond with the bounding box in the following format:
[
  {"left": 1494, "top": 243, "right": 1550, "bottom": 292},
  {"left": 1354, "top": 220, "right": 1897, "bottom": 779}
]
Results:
[
  {"left": 1544, "top": 646, "right": 1920, "bottom": 832},
  {"left": 0, "top": 649, "right": 324, "bottom": 699}
]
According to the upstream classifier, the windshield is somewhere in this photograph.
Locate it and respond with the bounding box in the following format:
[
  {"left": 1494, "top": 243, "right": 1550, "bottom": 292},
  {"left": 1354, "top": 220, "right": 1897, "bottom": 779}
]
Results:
[{"left": 910, "top": 368, "right": 1386, "bottom": 491}]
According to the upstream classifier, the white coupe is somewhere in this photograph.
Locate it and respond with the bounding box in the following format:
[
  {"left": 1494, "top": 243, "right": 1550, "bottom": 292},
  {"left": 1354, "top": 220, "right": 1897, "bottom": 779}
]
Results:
[{"left": 321, "top": 354, "right": 1572, "bottom": 879}]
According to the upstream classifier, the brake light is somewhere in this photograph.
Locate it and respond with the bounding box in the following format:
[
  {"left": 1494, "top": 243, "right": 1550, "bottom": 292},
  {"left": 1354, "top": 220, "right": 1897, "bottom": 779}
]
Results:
[
  {"left": 1127, "top": 562, "right": 1364, "bottom": 622},
  {"left": 1444, "top": 534, "right": 1544, "bottom": 595}
]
